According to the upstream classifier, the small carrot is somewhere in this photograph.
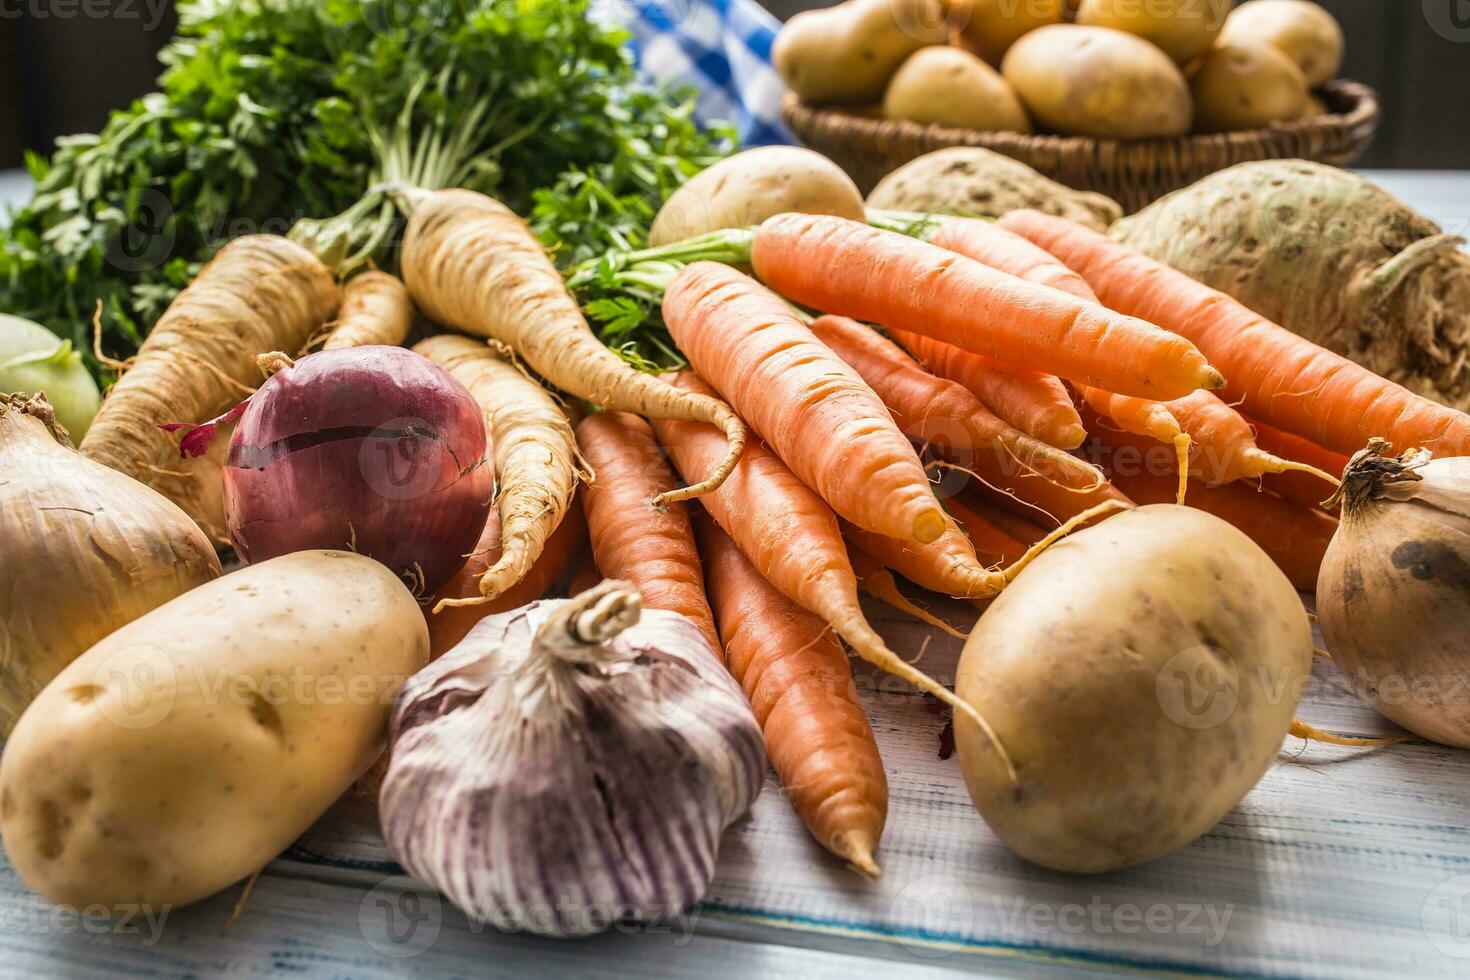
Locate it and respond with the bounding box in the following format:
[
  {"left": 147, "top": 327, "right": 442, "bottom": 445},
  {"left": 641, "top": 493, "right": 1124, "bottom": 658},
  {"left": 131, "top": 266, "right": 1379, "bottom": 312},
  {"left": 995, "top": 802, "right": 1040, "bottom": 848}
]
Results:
[
  {"left": 322, "top": 271, "right": 415, "bottom": 350},
  {"left": 427, "top": 498, "right": 588, "bottom": 659},
  {"left": 651, "top": 370, "right": 1013, "bottom": 765},
  {"left": 942, "top": 495, "right": 1032, "bottom": 567},
  {"left": 998, "top": 209, "right": 1470, "bottom": 458},
  {"left": 400, "top": 189, "right": 746, "bottom": 501},
  {"left": 889, "top": 329, "right": 1085, "bottom": 449},
  {"left": 948, "top": 457, "right": 1136, "bottom": 529},
  {"left": 696, "top": 514, "right": 888, "bottom": 875},
  {"left": 415, "top": 335, "right": 577, "bottom": 606},
  {"left": 1165, "top": 391, "right": 1341, "bottom": 489},
  {"left": 751, "top": 213, "right": 1224, "bottom": 400},
  {"left": 1079, "top": 388, "right": 1192, "bottom": 505},
  {"left": 841, "top": 511, "right": 1004, "bottom": 601},
  {"left": 809, "top": 315, "right": 1103, "bottom": 491},
  {"left": 576, "top": 411, "right": 720, "bottom": 652},
  {"left": 1249, "top": 418, "right": 1350, "bottom": 510},
  {"left": 664, "top": 262, "right": 945, "bottom": 544},
  {"left": 847, "top": 544, "right": 968, "bottom": 641}
]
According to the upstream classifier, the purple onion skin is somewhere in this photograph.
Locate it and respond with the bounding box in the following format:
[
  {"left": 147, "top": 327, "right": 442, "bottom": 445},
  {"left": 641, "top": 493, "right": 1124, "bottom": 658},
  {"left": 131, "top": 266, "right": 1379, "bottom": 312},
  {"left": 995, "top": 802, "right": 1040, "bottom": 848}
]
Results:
[{"left": 224, "top": 346, "right": 491, "bottom": 594}]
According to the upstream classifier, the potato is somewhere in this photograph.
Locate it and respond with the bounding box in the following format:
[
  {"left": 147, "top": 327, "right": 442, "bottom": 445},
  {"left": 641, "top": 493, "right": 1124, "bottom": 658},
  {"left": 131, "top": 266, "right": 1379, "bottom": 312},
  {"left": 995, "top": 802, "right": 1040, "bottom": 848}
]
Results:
[
  {"left": 774, "top": 0, "right": 957, "bottom": 105},
  {"left": 882, "top": 46, "right": 1032, "bottom": 132},
  {"left": 650, "top": 147, "right": 865, "bottom": 246},
  {"left": 866, "top": 146, "right": 1123, "bottom": 230},
  {"left": 1002, "top": 24, "right": 1193, "bottom": 138},
  {"left": 0, "top": 550, "right": 429, "bottom": 910},
  {"left": 956, "top": 0, "right": 1065, "bottom": 65},
  {"left": 955, "top": 505, "right": 1310, "bottom": 873},
  {"left": 1190, "top": 38, "right": 1307, "bottom": 132},
  {"left": 1075, "top": 0, "right": 1234, "bottom": 65},
  {"left": 1221, "top": 0, "right": 1343, "bottom": 87}
]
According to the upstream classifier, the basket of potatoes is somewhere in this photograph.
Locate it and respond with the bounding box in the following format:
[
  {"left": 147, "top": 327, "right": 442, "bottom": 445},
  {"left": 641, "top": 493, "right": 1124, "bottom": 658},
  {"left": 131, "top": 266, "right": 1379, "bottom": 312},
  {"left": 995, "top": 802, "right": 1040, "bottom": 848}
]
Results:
[{"left": 776, "top": 0, "right": 1378, "bottom": 212}]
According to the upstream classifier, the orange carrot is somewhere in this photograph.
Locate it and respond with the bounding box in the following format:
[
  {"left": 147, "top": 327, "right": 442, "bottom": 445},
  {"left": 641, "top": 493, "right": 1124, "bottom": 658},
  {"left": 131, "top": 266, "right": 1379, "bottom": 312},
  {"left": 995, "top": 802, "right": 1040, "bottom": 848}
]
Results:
[
  {"left": 696, "top": 514, "right": 888, "bottom": 875},
  {"left": 998, "top": 209, "right": 1470, "bottom": 458},
  {"left": 841, "top": 511, "right": 1004, "bottom": 601},
  {"left": 1250, "top": 418, "right": 1350, "bottom": 510},
  {"left": 924, "top": 213, "right": 1098, "bottom": 302},
  {"left": 942, "top": 495, "right": 1031, "bottom": 567},
  {"left": 953, "top": 458, "right": 1136, "bottom": 529},
  {"left": 809, "top": 315, "right": 1102, "bottom": 490},
  {"left": 651, "top": 370, "right": 1010, "bottom": 759},
  {"left": 427, "top": 498, "right": 588, "bottom": 659},
  {"left": 1165, "top": 391, "right": 1341, "bottom": 490},
  {"left": 847, "top": 544, "right": 969, "bottom": 640},
  {"left": 889, "top": 329, "right": 1085, "bottom": 449},
  {"left": 576, "top": 411, "right": 720, "bottom": 652},
  {"left": 1079, "top": 388, "right": 1191, "bottom": 504},
  {"left": 663, "top": 262, "right": 944, "bottom": 544},
  {"left": 751, "top": 214, "right": 1224, "bottom": 400}
]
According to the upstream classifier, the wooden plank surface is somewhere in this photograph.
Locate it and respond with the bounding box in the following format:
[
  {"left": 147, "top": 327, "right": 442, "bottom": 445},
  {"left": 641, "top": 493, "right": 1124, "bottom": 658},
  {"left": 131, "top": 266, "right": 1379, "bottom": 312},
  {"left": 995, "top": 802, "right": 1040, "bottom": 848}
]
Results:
[{"left": 1, "top": 170, "right": 1469, "bottom": 979}]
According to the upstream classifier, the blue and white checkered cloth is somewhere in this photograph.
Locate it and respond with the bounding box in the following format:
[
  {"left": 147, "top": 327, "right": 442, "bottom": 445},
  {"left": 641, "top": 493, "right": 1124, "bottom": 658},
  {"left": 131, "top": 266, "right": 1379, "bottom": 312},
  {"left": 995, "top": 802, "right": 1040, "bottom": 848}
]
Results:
[{"left": 615, "top": 0, "right": 794, "bottom": 146}]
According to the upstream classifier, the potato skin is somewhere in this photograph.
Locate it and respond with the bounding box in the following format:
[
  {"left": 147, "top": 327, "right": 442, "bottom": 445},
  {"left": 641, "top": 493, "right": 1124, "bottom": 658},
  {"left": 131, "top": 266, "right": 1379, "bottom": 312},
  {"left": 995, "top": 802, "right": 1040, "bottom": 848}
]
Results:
[
  {"left": 650, "top": 147, "right": 865, "bottom": 246},
  {"left": 774, "top": 0, "right": 957, "bottom": 105},
  {"left": 955, "top": 505, "right": 1310, "bottom": 873},
  {"left": 956, "top": 0, "right": 1065, "bottom": 65},
  {"left": 882, "top": 46, "right": 1031, "bottom": 131},
  {"left": 1002, "top": 24, "right": 1193, "bottom": 138},
  {"left": 1221, "top": 0, "right": 1343, "bottom": 87},
  {"left": 0, "top": 550, "right": 429, "bottom": 910},
  {"left": 1190, "top": 38, "right": 1307, "bottom": 132},
  {"left": 1075, "top": 0, "right": 1234, "bottom": 65}
]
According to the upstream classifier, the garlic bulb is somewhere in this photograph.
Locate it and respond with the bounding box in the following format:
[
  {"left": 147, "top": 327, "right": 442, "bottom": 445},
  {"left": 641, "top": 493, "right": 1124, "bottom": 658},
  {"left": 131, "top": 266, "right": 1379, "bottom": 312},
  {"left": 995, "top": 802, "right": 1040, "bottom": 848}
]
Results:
[
  {"left": 380, "top": 581, "right": 765, "bottom": 937},
  {"left": 1318, "top": 438, "right": 1470, "bottom": 747}
]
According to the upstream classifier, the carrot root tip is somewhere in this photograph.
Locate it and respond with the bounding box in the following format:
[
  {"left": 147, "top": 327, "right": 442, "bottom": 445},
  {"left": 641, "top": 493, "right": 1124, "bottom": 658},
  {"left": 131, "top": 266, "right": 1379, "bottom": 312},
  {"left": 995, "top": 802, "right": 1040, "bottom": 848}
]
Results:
[{"left": 832, "top": 831, "right": 881, "bottom": 878}]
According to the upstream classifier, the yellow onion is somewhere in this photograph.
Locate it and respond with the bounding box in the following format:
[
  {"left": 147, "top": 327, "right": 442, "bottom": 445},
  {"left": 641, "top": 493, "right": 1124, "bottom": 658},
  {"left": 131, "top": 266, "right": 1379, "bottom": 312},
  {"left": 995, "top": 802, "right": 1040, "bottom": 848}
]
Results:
[
  {"left": 1318, "top": 439, "right": 1470, "bottom": 747},
  {"left": 0, "top": 393, "right": 221, "bottom": 730}
]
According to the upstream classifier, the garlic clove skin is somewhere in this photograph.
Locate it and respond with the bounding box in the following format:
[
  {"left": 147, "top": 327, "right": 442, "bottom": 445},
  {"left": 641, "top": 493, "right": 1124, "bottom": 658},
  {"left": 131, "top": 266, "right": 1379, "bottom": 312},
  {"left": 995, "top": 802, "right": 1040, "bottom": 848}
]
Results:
[{"left": 380, "top": 581, "right": 765, "bottom": 938}]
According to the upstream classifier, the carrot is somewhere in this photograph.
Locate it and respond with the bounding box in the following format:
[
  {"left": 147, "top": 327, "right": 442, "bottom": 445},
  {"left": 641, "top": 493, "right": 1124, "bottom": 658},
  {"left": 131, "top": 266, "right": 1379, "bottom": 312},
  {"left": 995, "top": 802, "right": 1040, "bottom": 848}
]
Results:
[
  {"left": 1249, "top": 418, "right": 1350, "bottom": 510},
  {"left": 998, "top": 209, "right": 1470, "bottom": 458},
  {"left": 1078, "top": 388, "right": 1191, "bottom": 505},
  {"left": 427, "top": 498, "right": 588, "bottom": 659},
  {"left": 1088, "top": 413, "right": 1336, "bottom": 590},
  {"left": 415, "top": 335, "right": 576, "bottom": 606},
  {"left": 954, "top": 456, "right": 1136, "bottom": 530},
  {"left": 888, "top": 329, "right": 1085, "bottom": 449},
  {"left": 847, "top": 544, "right": 968, "bottom": 641},
  {"left": 1164, "top": 390, "right": 1341, "bottom": 490},
  {"left": 751, "top": 213, "right": 1224, "bottom": 400},
  {"left": 399, "top": 189, "right": 746, "bottom": 501},
  {"left": 650, "top": 370, "right": 1012, "bottom": 765},
  {"left": 919, "top": 212, "right": 1099, "bottom": 302},
  {"left": 576, "top": 411, "right": 719, "bottom": 652},
  {"left": 322, "top": 271, "right": 415, "bottom": 350},
  {"left": 80, "top": 235, "right": 340, "bottom": 542},
  {"left": 942, "top": 495, "right": 1032, "bottom": 567},
  {"left": 809, "top": 315, "right": 1102, "bottom": 491},
  {"left": 663, "top": 262, "right": 944, "bottom": 544},
  {"left": 841, "top": 510, "right": 1005, "bottom": 601},
  {"left": 695, "top": 514, "right": 888, "bottom": 875}
]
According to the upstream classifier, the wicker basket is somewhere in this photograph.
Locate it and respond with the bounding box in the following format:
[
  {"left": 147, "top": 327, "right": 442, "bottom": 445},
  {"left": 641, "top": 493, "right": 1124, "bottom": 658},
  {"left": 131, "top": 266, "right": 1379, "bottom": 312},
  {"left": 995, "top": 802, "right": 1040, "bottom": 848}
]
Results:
[{"left": 782, "top": 79, "right": 1379, "bottom": 213}]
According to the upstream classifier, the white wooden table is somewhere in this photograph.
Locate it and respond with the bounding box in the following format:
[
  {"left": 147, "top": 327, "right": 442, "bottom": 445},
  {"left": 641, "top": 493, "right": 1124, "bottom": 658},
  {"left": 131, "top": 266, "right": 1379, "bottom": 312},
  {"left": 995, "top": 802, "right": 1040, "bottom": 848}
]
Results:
[{"left": 3, "top": 169, "right": 1469, "bottom": 979}]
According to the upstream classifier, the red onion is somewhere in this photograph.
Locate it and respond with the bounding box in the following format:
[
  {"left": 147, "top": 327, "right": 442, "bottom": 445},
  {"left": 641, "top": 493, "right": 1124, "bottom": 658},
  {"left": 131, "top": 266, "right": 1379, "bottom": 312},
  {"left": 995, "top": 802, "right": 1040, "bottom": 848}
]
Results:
[{"left": 179, "top": 346, "right": 491, "bottom": 594}]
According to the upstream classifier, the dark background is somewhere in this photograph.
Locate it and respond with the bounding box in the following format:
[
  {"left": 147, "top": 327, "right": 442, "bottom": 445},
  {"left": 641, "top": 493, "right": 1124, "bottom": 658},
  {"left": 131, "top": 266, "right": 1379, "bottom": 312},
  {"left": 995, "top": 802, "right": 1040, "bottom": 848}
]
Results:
[{"left": 1, "top": 1, "right": 1468, "bottom": 171}]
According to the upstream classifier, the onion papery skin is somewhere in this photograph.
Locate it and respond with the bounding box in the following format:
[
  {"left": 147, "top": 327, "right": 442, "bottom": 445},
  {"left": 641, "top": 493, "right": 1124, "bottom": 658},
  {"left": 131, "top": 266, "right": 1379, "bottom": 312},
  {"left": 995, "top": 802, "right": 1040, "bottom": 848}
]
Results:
[
  {"left": 224, "top": 346, "right": 491, "bottom": 594},
  {"left": 1318, "top": 449, "right": 1470, "bottom": 747}
]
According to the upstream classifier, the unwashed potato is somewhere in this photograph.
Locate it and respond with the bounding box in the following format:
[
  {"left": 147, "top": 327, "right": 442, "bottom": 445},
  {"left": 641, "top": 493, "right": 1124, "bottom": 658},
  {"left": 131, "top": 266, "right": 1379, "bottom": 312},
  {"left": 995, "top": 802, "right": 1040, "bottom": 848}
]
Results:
[
  {"left": 1191, "top": 38, "right": 1307, "bottom": 132},
  {"left": 774, "top": 0, "right": 958, "bottom": 105},
  {"left": 650, "top": 147, "right": 865, "bottom": 246},
  {"left": 955, "top": 505, "right": 1311, "bottom": 873},
  {"left": 866, "top": 146, "right": 1122, "bottom": 230},
  {"left": 1221, "top": 0, "right": 1343, "bottom": 87},
  {"left": 955, "top": 0, "right": 1065, "bottom": 65},
  {"left": 1075, "top": 0, "right": 1234, "bottom": 65},
  {"left": 882, "top": 46, "right": 1032, "bottom": 132},
  {"left": 0, "top": 550, "right": 430, "bottom": 910},
  {"left": 1002, "top": 24, "right": 1193, "bottom": 138}
]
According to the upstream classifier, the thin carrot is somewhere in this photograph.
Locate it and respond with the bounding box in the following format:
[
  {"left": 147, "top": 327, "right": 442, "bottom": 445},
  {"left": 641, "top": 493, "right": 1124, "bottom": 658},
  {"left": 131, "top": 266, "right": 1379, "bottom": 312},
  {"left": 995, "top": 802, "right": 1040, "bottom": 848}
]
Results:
[
  {"left": 915, "top": 211, "right": 1099, "bottom": 302},
  {"left": 751, "top": 213, "right": 1224, "bottom": 400},
  {"left": 809, "top": 315, "right": 1102, "bottom": 491},
  {"left": 322, "top": 271, "right": 415, "bottom": 350},
  {"left": 847, "top": 544, "right": 969, "bottom": 640},
  {"left": 998, "top": 209, "right": 1470, "bottom": 458},
  {"left": 942, "top": 495, "right": 1032, "bottom": 567},
  {"left": 664, "top": 262, "right": 944, "bottom": 544},
  {"left": 841, "top": 511, "right": 1005, "bottom": 601},
  {"left": 415, "top": 335, "right": 576, "bottom": 606},
  {"left": 1079, "top": 388, "right": 1191, "bottom": 505},
  {"left": 1165, "top": 390, "right": 1341, "bottom": 489},
  {"left": 1249, "top": 418, "right": 1350, "bottom": 510},
  {"left": 889, "top": 329, "right": 1085, "bottom": 449},
  {"left": 650, "top": 370, "right": 1012, "bottom": 764},
  {"left": 576, "top": 411, "right": 720, "bottom": 652},
  {"left": 427, "top": 497, "right": 588, "bottom": 659},
  {"left": 695, "top": 514, "right": 888, "bottom": 875},
  {"left": 950, "top": 456, "right": 1136, "bottom": 529},
  {"left": 399, "top": 189, "right": 746, "bottom": 501}
]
